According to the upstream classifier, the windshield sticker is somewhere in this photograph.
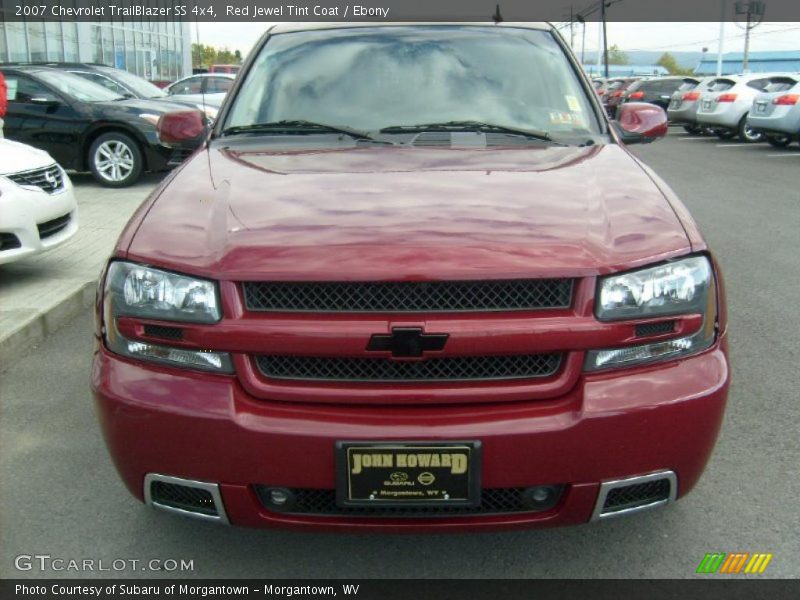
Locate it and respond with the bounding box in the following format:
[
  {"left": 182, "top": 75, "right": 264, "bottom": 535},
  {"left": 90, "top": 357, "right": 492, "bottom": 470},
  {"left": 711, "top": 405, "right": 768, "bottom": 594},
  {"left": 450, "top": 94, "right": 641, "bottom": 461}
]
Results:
[{"left": 565, "top": 95, "right": 581, "bottom": 111}]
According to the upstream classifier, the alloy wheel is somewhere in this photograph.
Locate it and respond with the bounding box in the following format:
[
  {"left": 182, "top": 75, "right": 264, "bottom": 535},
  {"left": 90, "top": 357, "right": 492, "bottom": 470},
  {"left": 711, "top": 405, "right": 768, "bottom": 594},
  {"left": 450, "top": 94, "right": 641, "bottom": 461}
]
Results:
[{"left": 93, "top": 140, "right": 136, "bottom": 183}]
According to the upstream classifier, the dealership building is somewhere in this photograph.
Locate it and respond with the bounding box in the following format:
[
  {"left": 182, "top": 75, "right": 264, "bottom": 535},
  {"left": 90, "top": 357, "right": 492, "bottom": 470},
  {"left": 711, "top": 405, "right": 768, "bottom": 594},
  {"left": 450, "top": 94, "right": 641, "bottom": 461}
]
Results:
[{"left": 0, "top": 4, "right": 192, "bottom": 81}]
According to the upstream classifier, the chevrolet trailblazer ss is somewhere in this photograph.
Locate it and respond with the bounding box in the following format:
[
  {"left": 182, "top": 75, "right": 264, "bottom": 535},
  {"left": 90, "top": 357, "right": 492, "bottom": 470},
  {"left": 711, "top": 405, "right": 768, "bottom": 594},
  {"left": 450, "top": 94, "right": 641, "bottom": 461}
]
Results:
[{"left": 92, "top": 23, "right": 729, "bottom": 531}]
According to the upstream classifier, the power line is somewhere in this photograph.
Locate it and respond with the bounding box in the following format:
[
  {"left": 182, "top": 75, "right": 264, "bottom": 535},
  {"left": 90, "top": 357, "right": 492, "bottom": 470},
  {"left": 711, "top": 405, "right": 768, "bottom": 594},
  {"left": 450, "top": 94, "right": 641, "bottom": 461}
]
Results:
[{"left": 619, "top": 25, "right": 800, "bottom": 53}]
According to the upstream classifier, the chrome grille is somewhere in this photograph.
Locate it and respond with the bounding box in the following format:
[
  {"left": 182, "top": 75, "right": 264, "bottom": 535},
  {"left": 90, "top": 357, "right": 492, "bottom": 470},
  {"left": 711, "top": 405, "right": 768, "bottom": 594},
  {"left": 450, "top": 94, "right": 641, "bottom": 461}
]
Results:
[
  {"left": 243, "top": 279, "right": 573, "bottom": 313},
  {"left": 7, "top": 164, "right": 65, "bottom": 193},
  {"left": 255, "top": 353, "right": 562, "bottom": 382}
]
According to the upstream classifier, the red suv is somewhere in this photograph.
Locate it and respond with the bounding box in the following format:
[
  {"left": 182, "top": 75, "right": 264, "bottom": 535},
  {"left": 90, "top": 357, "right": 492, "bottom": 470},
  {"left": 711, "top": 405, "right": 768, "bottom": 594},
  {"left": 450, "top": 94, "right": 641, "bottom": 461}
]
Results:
[{"left": 92, "top": 23, "right": 729, "bottom": 532}]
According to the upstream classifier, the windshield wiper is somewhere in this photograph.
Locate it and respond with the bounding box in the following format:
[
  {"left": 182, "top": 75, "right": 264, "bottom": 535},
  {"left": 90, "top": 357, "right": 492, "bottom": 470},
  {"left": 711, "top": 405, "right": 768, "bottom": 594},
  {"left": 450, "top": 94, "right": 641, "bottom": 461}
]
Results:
[
  {"left": 220, "top": 120, "right": 383, "bottom": 142},
  {"left": 379, "top": 121, "right": 563, "bottom": 144}
]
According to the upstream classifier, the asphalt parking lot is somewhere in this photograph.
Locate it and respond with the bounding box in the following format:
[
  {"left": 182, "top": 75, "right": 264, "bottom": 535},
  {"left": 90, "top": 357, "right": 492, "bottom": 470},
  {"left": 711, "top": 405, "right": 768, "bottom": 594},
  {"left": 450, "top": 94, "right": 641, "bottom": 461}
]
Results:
[{"left": 1, "top": 130, "right": 798, "bottom": 579}]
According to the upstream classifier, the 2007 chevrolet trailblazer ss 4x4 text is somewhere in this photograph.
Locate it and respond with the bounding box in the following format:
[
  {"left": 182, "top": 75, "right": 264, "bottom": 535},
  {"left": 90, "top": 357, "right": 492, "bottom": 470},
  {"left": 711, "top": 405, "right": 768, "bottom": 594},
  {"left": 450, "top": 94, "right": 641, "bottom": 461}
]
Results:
[{"left": 91, "top": 23, "right": 729, "bottom": 532}]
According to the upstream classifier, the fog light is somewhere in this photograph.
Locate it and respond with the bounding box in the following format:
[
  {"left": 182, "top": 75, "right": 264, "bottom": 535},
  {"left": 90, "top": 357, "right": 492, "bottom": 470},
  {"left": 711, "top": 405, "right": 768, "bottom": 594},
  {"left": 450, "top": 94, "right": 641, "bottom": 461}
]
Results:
[
  {"left": 263, "top": 487, "right": 295, "bottom": 512},
  {"left": 270, "top": 489, "right": 290, "bottom": 505},
  {"left": 521, "top": 485, "right": 562, "bottom": 511}
]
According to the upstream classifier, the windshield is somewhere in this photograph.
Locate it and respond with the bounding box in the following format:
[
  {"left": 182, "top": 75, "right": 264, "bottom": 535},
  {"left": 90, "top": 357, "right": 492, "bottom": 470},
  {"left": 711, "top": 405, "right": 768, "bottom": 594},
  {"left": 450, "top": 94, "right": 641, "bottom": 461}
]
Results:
[
  {"left": 101, "top": 68, "right": 167, "bottom": 99},
  {"left": 225, "top": 26, "right": 600, "bottom": 140},
  {"left": 36, "top": 70, "right": 124, "bottom": 102}
]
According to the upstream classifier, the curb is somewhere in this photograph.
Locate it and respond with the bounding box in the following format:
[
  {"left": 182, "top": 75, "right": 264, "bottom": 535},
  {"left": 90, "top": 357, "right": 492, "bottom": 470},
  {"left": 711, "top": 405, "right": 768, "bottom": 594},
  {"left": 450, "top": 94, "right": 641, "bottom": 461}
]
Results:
[{"left": 0, "top": 280, "right": 96, "bottom": 368}]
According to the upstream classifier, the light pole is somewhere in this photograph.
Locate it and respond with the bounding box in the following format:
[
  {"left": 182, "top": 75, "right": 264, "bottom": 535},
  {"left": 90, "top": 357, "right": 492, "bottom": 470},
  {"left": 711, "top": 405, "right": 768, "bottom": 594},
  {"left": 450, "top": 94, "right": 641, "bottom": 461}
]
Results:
[
  {"left": 601, "top": 0, "right": 609, "bottom": 78},
  {"left": 735, "top": 1, "right": 766, "bottom": 73}
]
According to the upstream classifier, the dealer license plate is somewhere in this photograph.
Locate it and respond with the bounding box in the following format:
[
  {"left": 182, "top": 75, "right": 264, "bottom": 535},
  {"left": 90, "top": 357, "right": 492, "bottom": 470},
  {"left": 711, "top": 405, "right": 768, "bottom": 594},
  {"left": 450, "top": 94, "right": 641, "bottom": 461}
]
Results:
[{"left": 336, "top": 442, "right": 481, "bottom": 507}]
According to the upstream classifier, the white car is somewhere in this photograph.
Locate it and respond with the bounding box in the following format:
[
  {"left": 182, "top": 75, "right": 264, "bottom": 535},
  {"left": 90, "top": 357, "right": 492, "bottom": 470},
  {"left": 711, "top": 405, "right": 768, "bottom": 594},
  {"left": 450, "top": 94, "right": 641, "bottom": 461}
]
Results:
[
  {"left": 0, "top": 139, "right": 78, "bottom": 265},
  {"left": 165, "top": 74, "right": 235, "bottom": 122},
  {"left": 695, "top": 73, "right": 796, "bottom": 142}
]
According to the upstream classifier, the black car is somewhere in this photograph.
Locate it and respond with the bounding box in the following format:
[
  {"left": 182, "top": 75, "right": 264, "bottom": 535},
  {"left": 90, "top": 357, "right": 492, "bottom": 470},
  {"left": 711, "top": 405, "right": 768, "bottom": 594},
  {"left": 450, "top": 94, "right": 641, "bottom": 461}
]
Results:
[
  {"left": 621, "top": 76, "right": 701, "bottom": 111},
  {"left": 0, "top": 66, "right": 205, "bottom": 187}
]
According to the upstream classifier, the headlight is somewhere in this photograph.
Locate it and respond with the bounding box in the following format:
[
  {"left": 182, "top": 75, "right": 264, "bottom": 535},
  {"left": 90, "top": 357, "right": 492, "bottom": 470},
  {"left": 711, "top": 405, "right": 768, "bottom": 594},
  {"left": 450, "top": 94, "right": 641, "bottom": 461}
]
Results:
[
  {"left": 107, "top": 261, "right": 220, "bottom": 323},
  {"left": 202, "top": 105, "right": 219, "bottom": 121},
  {"left": 138, "top": 113, "right": 161, "bottom": 126},
  {"left": 586, "top": 255, "right": 718, "bottom": 371},
  {"left": 103, "top": 261, "right": 232, "bottom": 373},
  {"left": 596, "top": 255, "right": 711, "bottom": 321}
]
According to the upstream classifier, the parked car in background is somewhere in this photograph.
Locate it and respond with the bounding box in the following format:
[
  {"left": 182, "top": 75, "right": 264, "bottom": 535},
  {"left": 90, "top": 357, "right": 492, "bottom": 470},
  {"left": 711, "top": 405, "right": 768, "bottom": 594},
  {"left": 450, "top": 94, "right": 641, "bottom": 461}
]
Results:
[
  {"left": 0, "top": 66, "right": 206, "bottom": 186},
  {"left": 667, "top": 76, "right": 716, "bottom": 134},
  {"left": 621, "top": 77, "right": 700, "bottom": 111},
  {"left": 746, "top": 77, "right": 800, "bottom": 147},
  {"left": 92, "top": 23, "right": 729, "bottom": 533},
  {"left": 165, "top": 73, "right": 235, "bottom": 95},
  {"left": 0, "top": 138, "right": 77, "bottom": 264},
  {"left": 601, "top": 77, "right": 640, "bottom": 117},
  {"left": 164, "top": 73, "right": 235, "bottom": 121},
  {"left": 695, "top": 73, "right": 797, "bottom": 143},
  {"left": 209, "top": 64, "right": 241, "bottom": 74},
  {"left": 3, "top": 63, "right": 220, "bottom": 123}
]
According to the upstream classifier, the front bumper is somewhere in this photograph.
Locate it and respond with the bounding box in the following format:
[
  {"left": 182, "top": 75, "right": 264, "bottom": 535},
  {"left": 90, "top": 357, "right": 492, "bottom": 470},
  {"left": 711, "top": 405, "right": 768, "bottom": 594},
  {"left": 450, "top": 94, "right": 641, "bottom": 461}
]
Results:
[
  {"left": 0, "top": 179, "right": 78, "bottom": 265},
  {"left": 92, "top": 337, "right": 729, "bottom": 532}
]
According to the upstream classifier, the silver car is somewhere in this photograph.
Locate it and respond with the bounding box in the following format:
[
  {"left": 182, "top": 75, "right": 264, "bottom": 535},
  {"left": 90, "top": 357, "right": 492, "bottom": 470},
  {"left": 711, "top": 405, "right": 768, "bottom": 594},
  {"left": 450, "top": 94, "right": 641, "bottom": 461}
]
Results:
[
  {"left": 667, "top": 76, "right": 715, "bottom": 133},
  {"left": 747, "top": 78, "right": 800, "bottom": 147},
  {"left": 165, "top": 74, "right": 236, "bottom": 122},
  {"left": 696, "top": 73, "right": 796, "bottom": 142}
]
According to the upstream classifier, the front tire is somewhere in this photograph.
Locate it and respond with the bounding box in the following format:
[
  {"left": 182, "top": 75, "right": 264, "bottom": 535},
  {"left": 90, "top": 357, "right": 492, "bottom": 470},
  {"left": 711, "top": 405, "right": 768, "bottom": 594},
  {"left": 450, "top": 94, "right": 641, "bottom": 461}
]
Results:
[
  {"left": 683, "top": 125, "right": 701, "bottom": 135},
  {"left": 89, "top": 132, "right": 144, "bottom": 187},
  {"left": 738, "top": 115, "right": 764, "bottom": 143}
]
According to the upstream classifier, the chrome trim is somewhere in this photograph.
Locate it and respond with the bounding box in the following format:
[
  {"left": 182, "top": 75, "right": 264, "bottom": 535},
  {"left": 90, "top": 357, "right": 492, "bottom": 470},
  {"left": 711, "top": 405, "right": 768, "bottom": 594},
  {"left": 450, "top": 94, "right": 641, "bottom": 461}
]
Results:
[
  {"left": 143, "top": 473, "right": 229, "bottom": 525},
  {"left": 591, "top": 470, "right": 677, "bottom": 522}
]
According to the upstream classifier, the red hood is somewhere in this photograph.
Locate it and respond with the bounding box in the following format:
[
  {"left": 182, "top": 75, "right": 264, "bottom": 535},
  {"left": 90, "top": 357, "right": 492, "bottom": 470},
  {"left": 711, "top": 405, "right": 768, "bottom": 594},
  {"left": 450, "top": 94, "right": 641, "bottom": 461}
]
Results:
[{"left": 125, "top": 144, "right": 693, "bottom": 280}]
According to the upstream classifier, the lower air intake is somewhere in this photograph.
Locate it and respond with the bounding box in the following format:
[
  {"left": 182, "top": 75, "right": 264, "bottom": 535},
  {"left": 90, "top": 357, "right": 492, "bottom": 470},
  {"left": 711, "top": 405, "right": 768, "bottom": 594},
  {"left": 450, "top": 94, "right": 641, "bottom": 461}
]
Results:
[
  {"left": 592, "top": 471, "right": 677, "bottom": 521},
  {"left": 254, "top": 486, "right": 564, "bottom": 517},
  {"left": 144, "top": 474, "right": 228, "bottom": 524}
]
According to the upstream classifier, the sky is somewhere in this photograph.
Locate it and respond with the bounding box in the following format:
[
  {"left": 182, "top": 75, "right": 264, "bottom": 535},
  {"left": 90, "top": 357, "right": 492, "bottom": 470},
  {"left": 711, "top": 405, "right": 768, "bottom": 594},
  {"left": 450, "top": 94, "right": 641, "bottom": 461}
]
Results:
[{"left": 195, "top": 21, "right": 800, "bottom": 59}]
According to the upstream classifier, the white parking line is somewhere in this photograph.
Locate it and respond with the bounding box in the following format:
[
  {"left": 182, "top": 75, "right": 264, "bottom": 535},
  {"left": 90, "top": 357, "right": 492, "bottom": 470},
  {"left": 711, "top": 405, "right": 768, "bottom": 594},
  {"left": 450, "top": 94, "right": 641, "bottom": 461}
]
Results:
[
  {"left": 715, "top": 144, "right": 753, "bottom": 148},
  {"left": 676, "top": 137, "right": 713, "bottom": 141},
  {"left": 767, "top": 153, "right": 800, "bottom": 157}
]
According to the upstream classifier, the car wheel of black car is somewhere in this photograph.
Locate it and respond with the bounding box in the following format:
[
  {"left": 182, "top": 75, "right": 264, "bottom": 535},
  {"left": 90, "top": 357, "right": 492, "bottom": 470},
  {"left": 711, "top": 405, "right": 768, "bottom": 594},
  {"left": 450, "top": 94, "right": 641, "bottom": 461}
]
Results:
[
  {"left": 89, "top": 132, "right": 144, "bottom": 187},
  {"left": 737, "top": 115, "right": 764, "bottom": 144},
  {"left": 683, "top": 125, "right": 701, "bottom": 135},
  {"left": 716, "top": 129, "right": 736, "bottom": 140},
  {"left": 766, "top": 135, "right": 791, "bottom": 148}
]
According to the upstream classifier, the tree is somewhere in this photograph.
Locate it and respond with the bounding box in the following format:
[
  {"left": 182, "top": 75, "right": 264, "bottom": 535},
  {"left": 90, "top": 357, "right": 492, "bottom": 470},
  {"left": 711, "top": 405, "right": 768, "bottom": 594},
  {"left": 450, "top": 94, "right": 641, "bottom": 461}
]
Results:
[
  {"left": 656, "top": 52, "right": 695, "bottom": 76},
  {"left": 191, "top": 43, "right": 244, "bottom": 69},
  {"left": 607, "top": 44, "right": 630, "bottom": 65}
]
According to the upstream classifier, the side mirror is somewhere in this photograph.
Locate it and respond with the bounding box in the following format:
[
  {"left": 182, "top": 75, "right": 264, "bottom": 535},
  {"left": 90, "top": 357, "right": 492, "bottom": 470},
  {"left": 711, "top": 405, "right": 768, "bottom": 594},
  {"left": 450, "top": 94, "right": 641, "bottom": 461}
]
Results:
[
  {"left": 157, "top": 110, "right": 206, "bottom": 145},
  {"left": 614, "top": 102, "right": 668, "bottom": 145}
]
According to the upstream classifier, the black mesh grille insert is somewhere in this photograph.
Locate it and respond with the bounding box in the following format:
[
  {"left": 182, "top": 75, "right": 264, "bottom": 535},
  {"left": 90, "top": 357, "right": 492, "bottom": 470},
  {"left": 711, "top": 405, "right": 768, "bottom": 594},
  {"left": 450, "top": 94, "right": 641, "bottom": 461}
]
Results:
[
  {"left": 143, "top": 325, "right": 184, "bottom": 340},
  {"left": 0, "top": 233, "right": 22, "bottom": 251},
  {"left": 243, "top": 279, "right": 573, "bottom": 313},
  {"left": 254, "top": 487, "right": 557, "bottom": 517},
  {"left": 150, "top": 481, "right": 218, "bottom": 516},
  {"left": 602, "top": 478, "right": 671, "bottom": 513},
  {"left": 256, "top": 353, "right": 562, "bottom": 382},
  {"left": 37, "top": 214, "right": 71, "bottom": 239},
  {"left": 635, "top": 321, "right": 676, "bottom": 337}
]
